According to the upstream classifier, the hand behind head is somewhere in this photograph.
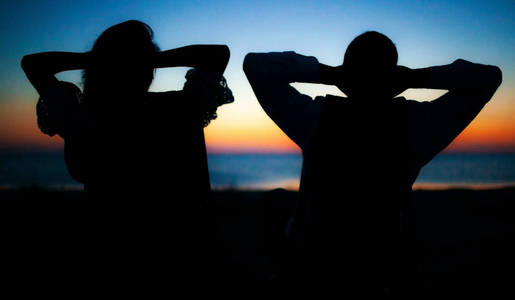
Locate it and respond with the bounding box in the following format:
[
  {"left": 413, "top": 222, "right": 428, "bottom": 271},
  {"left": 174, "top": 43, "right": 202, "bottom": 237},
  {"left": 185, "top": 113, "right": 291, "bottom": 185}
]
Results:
[{"left": 337, "top": 65, "right": 412, "bottom": 100}]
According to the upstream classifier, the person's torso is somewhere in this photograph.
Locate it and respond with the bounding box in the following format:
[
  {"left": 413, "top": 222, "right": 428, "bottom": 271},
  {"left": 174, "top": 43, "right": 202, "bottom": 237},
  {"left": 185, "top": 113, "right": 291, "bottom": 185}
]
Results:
[
  {"left": 289, "top": 95, "right": 416, "bottom": 292},
  {"left": 83, "top": 91, "right": 211, "bottom": 204}
]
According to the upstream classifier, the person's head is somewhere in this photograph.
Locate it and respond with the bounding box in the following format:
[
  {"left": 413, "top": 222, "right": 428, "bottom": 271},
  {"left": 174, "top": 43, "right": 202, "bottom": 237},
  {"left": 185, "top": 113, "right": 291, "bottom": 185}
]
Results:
[
  {"left": 340, "top": 31, "right": 398, "bottom": 100},
  {"left": 83, "top": 20, "right": 159, "bottom": 105}
]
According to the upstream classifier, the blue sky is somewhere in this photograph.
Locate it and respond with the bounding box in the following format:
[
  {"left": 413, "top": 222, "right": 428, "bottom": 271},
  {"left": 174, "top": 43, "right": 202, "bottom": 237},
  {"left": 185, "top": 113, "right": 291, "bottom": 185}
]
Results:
[
  {"left": 1, "top": 0, "right": 513, "bottom": 96},
  {"left": 1, "top": 0, "right": 514, "bottom": 152}
]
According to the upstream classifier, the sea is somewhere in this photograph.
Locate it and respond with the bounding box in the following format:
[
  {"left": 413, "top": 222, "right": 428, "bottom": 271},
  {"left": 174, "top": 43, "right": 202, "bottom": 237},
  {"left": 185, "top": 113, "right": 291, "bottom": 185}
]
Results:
[{"left": 1, "top": 152, "right": 515, "bottom": 190}]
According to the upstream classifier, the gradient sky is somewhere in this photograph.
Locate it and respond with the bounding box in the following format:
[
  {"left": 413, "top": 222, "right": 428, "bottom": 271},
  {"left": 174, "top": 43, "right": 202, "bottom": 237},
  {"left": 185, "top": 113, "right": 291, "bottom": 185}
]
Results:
[{"left": 0, "top": 0, "right": 514, "bottom": 153}]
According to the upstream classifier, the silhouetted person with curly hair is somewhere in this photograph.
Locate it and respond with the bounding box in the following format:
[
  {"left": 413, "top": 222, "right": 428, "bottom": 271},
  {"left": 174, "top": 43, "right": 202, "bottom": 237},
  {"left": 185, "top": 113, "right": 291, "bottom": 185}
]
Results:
[{"left": 22, "top": 20, "right": 233, "bottom": 288}]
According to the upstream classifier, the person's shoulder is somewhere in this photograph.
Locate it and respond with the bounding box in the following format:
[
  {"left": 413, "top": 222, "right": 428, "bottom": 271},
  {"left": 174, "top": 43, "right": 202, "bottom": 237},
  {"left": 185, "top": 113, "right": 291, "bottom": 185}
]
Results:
[
  {"left": 57, "top": 81, "right": 81, "bottom": 91},
  {"left": 403, "top": 97, "right": 434, "bottom": 125},
  {"left": 318, "top": 94, "right": 349, "bottom": 106},
  {"left": 319, "top": 94, "right": 347, "bottom": 102},
  {"left": 44, "top": 81, "right": 82, "bottom": 102},
  {"left": 36, "top": 81, "right": 83, "bottom": 137},
  {"left": 38, "top": 81, "right": 83, "bottom": 110},
  {"left": 401, "top": 97, "right": 432, "bottom": 113},
  {"left": 145, "top": 91, "right": 189, "bottom": 111},
  {"left": 398, "top": 96, "right": 433, "bottom": 106},
  {"left": 149, "top": 90, "right": 180, "bottom": 96},
  {"left": 146, "top": 91, "right": 183, "bottom": 103}
]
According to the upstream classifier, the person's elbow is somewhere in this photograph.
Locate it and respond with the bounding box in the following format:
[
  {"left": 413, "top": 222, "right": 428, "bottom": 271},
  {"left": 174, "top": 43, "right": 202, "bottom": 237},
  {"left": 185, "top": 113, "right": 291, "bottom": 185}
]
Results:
[
  {"left": 478, "top": 65, "right": 503, "bottom": 98},
  {"left": 471, "top": 64, "right": 503, "bottom": 106},
  {"left": 218, "top": 45, "right": 230, "bottom": 66},
  {"left": 242, "top": 52, "right": 255, "bottom": 75},
  {"left": 20, "top": 55, "right": 34, "bottom": 73},
  {"left": 243, "top": 52, "right": 265, "bottom": 77},
  {"left": 460, "top": 60, "right": 503, "bottom": 97},
  {"left": 209, "top": 45, "right": 230, "bottom": 73},
  {"left": 488, "top": 65, "right": 502, "bottom": 90}
]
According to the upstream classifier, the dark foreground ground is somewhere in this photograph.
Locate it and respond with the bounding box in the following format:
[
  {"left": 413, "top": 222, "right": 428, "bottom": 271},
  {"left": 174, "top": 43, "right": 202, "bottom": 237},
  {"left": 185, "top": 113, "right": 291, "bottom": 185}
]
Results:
[{"left": 2, "top": 187, "right": 515, "bottom": 295}]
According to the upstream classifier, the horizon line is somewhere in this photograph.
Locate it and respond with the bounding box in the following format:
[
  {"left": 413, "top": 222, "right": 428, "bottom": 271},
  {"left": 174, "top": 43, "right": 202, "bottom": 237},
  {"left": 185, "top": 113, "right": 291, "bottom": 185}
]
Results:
[{"left": 1, "top": 147, "right": 514, "bottom": 156}]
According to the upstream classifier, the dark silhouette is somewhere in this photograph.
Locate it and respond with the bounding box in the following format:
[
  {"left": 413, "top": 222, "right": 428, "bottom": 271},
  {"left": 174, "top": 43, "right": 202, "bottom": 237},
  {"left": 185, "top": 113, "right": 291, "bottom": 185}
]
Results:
[
  {"left": 244, "top": 31, "right": 502, "bottom": 295},
  {"left": 21, "top": 20, "right": 233, "bottom": 287}
]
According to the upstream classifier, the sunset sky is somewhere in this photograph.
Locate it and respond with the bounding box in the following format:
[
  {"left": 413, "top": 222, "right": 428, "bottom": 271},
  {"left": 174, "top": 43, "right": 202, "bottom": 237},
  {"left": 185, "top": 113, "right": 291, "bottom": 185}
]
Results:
[{"left": 0, "top": 0, "right": 513, "bottom": 154}]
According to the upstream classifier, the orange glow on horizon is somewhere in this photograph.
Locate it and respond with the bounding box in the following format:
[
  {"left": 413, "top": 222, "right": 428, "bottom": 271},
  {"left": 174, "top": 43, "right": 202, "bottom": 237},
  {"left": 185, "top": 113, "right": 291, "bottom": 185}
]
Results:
[
  {"left": 445, "top": 120, "right": 515, "bottom": 153},
  {"left": 2, "top": 92, "right": 514, "bottom": 154},
  {"left": 0, "top": 101, "right": 63, "bottom": 150},
  {"left": 204, "top": 119, "right": 300, "bottom": 153}
]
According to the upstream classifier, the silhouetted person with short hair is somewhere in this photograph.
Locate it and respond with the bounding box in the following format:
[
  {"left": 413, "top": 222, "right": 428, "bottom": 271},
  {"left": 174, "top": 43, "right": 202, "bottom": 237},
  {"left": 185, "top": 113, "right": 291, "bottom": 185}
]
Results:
[
  {"left": 22, "top": 20, "right": 233, "bottom": 287},
  {"left": 244, "top": 31, "right": 502, "bottom": 295}
]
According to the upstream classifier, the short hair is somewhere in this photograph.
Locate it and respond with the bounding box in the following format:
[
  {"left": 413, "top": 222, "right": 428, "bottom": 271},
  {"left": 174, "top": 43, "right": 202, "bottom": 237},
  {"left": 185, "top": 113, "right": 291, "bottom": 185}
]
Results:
[{"left": 343, "top": 31, "right": 397, "bottom": 70}]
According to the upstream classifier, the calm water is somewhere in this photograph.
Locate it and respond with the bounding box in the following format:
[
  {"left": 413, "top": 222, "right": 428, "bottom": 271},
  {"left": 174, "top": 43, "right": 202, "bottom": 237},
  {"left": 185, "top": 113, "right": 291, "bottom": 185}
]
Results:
[{"left": 1, "top": 152, "right": 515, "bottom": 190}]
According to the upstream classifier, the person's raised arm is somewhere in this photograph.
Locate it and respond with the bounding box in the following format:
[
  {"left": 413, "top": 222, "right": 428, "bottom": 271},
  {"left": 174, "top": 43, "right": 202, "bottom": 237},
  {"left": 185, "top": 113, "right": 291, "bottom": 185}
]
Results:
[
  {"left": 22, "top": 52, "right": 90, "bottom": 183},
  {"left": 21, "top": 52, "right": 88, "bottom": 97},
  {"left": 404, "top": 59, "right": 502, "bottom": 99},
  {"left": 403, "top": 59, "right": 502, "bottom": 165},
  {"left": 243, "top": 51, "right": 333, "bottom": 150},
  {"left": 154, "top": 45, "right": 230, "bottom": 74},
  {"left": 319, "top": 64, "right": 344, "bottom": 86}
]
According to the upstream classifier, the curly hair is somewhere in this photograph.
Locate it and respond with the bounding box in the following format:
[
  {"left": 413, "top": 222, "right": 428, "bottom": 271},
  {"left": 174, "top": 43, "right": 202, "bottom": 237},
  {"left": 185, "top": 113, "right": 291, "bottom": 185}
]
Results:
[{"left": 82, "top": 20, "right": 159, "bottom": 105}]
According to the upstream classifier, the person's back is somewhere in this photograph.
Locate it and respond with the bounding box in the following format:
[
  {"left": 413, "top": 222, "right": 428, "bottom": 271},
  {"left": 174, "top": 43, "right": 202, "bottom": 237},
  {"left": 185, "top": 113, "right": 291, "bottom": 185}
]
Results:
[
  {"left": 21, "top": 20, "right": 233, "bottom": 288},
  {"left": 298, "top": 97, "right": 411, "bottom": 294},
  {"left": 83, "top": 90, "right": 210, "bottom": 203},
  {"left": 244, "top": 31, "right": 502, "bottom": 295},
  {"left": 75, "top": 89, "right": 212, "bottom": 284}
]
